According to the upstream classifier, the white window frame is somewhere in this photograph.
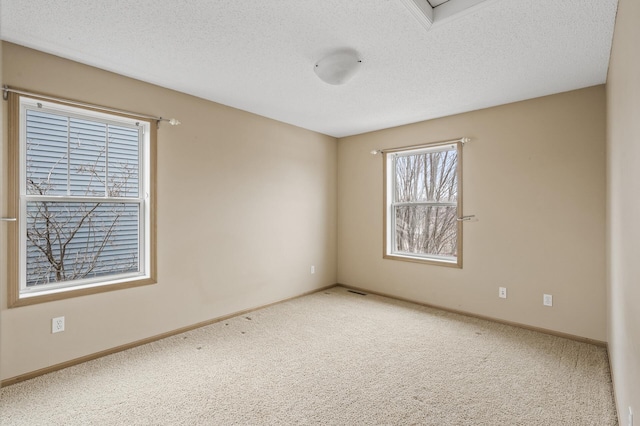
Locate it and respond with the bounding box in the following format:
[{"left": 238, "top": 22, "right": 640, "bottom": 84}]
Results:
[
  {"left": 8, "top": 94, "right": 156, "bottom": 306},
  {"left": 383, "top": 141, "right": 463, "bottom": 268}
]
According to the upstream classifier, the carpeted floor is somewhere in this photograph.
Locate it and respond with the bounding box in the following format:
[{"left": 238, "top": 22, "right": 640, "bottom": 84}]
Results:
[{"left": 0, "top": 286, "right": 618, "bottom": 425}]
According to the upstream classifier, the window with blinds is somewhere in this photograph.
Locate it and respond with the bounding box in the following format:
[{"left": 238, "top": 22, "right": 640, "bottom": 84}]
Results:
[{"left": 10, "top": 95, "right": 155, "bottom": 305}]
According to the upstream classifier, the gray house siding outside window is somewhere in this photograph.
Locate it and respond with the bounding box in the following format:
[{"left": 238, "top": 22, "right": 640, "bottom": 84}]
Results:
[{"left": 23, "top": 107, "right": 142, "bottom": 288}]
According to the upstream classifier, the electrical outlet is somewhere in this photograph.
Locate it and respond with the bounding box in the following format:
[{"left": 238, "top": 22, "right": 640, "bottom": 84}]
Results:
[
  {"left": 52, "top": 316, "right": 65, "bottom": 333},
  {"left": 310, "top": 265, "right": 315, "bottom": 274},
  {"left": 543, "top": 294, "right": 553, "bottom": 307},
  {"left": 499, "top": 287, "right": 507, "bottom": 299}
]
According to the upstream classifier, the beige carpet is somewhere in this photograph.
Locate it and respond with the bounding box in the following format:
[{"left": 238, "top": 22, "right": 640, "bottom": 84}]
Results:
[{"left": 0, "top": 286, "right": 617, "bottom": 425}]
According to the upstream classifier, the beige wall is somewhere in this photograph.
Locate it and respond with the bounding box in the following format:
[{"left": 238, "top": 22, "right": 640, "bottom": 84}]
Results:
[
  {"left": 338, "top": 86, "right": 607, "bottom": 341},
  {"left": 0, "top": 43, "right": 338, "bottom": 381},
  {"left": 607, "top": 0, "right": 640, "bottom": 420},
  {"left": 0, "top": 40, "right": 4, "bottom": 380}
]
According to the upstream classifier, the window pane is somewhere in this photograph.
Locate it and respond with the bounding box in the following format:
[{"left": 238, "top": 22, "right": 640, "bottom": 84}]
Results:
[
  {"left": 108, "top": 125, "right": 139, "bottom": 198},
  {"left": 25, "top": 112, "right": 140, "bottom": 199},
  {"left": 394, "top": 205, "right": 457, "bottom": 257},
  {"left": 26, "top": 201, "right": 140, "bottom": 287},
  {"left": 69, "top": 118, "right": 107, "bottom": 196},
  {"left": 394, "top": 149, "right": 457, "bottom": 203},
  {"left": 26, "top": 110, "right": 69, "bottom": 196}
]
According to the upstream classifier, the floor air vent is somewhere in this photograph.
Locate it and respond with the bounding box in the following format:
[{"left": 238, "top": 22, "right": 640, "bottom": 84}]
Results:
[{"left": 347, "top": 290, "right": 367, "bottom": 296}]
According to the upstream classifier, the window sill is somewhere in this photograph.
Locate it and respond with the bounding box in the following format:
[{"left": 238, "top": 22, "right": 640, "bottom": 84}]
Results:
[
  {"left": 383, "top": 253, "right": 462, "bottom": 269},
  {"left": 8, "top": 276, "right": 156, "bottom": 308}
]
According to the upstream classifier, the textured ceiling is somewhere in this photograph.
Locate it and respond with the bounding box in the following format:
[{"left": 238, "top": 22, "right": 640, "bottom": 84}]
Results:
[{"left": 0, "top": 0, "right": 619, "bottom": 137}]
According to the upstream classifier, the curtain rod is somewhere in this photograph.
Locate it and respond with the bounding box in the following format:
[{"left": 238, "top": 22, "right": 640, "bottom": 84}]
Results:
[
  {"left": 370, "top": 137, "right": 470, "bottom": 155},
  {"left": 2, "top": 85, "right": 181, "bottom": 127}
]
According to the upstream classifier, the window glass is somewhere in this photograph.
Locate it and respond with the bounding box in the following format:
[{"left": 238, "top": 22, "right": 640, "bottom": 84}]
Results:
[{"left": 385, "top": 142, "right": 462, "bottom": 267}]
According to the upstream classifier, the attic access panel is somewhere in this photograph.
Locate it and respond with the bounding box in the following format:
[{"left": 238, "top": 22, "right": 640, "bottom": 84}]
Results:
[
  {"left": 427, "top": 0, "right": 450, "bottom": 6},
  {"left": 401, "top": 0, "right": 491, "bottom": 30}
]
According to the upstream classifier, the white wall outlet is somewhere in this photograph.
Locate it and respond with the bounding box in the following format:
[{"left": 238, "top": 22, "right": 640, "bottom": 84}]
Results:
[
  {"left": 629, "top": 406, "right": 633, "bottom": 426},
  {"left": 310, "top": 265, "right": 315, "bottom": 274},
  {"left": 499, "top": 287, "right": 507, "bottom": 299},
  {"left": 52, "top": 316, "right": 65, "bottom": 333},
  {"left": 543, "top": 294, "right": 553, "bottom": 307}
]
